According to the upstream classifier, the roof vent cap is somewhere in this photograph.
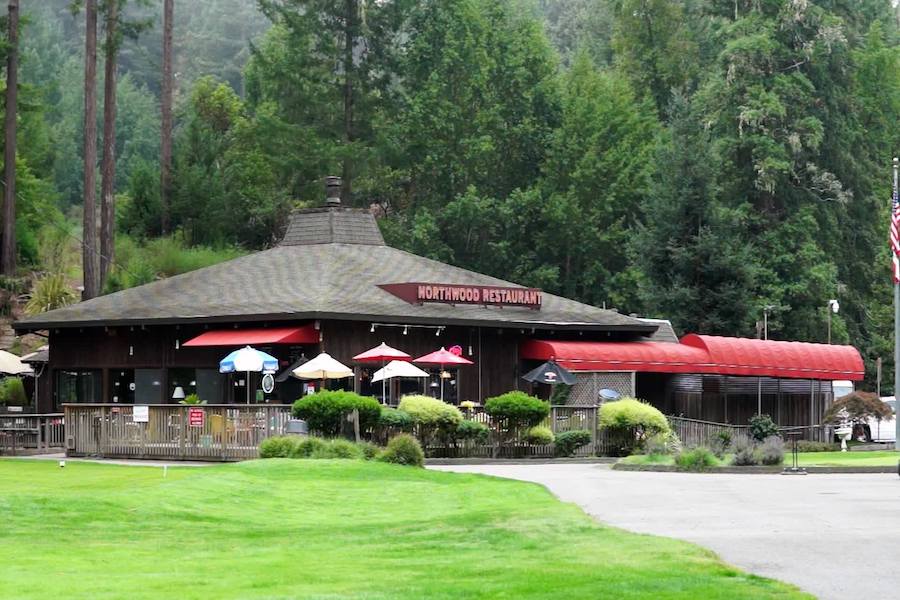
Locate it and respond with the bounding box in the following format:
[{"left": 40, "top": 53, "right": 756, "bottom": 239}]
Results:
[{"left": 325, "top": 176, "right": 342, "bottom": 207}]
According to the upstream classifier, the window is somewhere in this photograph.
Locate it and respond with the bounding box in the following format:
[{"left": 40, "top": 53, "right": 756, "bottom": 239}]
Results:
[{"left": 55, "top": 370, "right": 101, "bottom": 408}]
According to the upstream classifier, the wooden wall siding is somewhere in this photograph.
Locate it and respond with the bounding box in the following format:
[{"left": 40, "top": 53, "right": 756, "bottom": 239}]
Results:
[{"left": 64, "top": 404, "right": 292, "bottom": 461}]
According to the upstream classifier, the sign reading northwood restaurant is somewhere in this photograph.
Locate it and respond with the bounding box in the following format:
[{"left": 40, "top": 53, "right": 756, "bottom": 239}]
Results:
[{"left": 379, "top": 282, "right": 543, "bottom": 309}]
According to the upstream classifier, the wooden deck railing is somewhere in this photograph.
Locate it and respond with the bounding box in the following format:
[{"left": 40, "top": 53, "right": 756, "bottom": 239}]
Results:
[
  {"left": 0, "top": 413, "right": 65, "bottom": 455},
  {"left": 63, "top": 404, "right": 293, "bottom": 461},
  {"left": 668, "top": 415, "right": 833, "bottom": 446}
]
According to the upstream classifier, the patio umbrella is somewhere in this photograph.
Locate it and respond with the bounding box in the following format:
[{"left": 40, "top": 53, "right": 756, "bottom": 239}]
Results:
[
  {"left": 0, "top": 350, "right": 33, "bottom": 376},
  {"left": 372, "top": 360, "right": 429, "bottom": 403},
  {"left": 292, "top": 352, "right": 353, "bottom": 380},
  {"left": 353, "top": 342, "right": 412, "bottom": 404},
  {"left": 413, "top": 347, "right": 473, "bottom": 401},
  {"left": 521, "top": 359, "right": 576, "bottom": 386},
  {"left": 219, "top": 346, "right": 278, "bottom": 404}
]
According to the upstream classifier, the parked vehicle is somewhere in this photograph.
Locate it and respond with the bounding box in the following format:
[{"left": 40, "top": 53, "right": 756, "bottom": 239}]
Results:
[{"left": 870, "top": 397, "right": 896, "bottom": 443}]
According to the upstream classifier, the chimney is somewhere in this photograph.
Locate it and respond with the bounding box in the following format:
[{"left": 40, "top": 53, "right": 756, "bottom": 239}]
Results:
[{"left": 325, "top": 176, "right": 342, "bottom": 207}]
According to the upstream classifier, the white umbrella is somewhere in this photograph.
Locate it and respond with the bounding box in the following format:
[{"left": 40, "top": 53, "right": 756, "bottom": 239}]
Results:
[
  {"left": 292, "top": 352, "right": 353, "bottom": 380},
  {"left": 372, "top": 360, "right": 429, "bottom": 404},
  {"left": 372, "top": 360, "right": 429, "bottom": 383},
  {"left": 0, "top": 350, "right": 32, "bottom": 376}
]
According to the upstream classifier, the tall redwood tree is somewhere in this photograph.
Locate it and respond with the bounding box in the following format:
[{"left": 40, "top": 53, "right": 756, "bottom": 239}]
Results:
[
  {"left": 159, "top": 0, "right": 173, "bottom": 234},
  {"left": 82, "top": 0, "right": 100, "bottom": 299},
  {"left": 1, "top": 0, "right": 19, "bottom": 276},
  {"left": 99, "top": 0, "right": 118, "bottom": 288}
]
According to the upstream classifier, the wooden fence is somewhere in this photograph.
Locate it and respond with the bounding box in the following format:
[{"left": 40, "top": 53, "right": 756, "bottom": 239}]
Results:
[
  {"left": 63, "top": 404, "right": 292, "bottom": 461},
  {"left": 668, "top": 416, "right": 834, "bottom": 447},
  {"left": 0, "top": 413, "right": 65, "bottom": 455}
]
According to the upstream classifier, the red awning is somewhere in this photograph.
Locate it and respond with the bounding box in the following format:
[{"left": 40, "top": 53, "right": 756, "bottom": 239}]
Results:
[
  {"left": 183, "top": 325, "right": 318, "bottom": 347},
  {"left": 520, "top": 334, "right": 864, "bottom": 381}
]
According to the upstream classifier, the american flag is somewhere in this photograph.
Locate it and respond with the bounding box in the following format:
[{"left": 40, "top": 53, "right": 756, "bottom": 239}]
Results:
[{"left": 892, "top": 186, "right": 900, "bottom": 283}]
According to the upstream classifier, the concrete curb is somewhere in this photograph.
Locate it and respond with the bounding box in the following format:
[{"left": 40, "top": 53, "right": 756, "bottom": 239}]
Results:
[
  {"left": 612, "top": 462, "right": 898, "bottom": 474},
  {"left": 426, "top": 457, "right": 617, "bottom": 466}
]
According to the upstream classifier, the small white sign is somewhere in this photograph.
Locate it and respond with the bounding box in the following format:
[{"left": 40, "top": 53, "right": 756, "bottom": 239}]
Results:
[
  {"left": 133, "top": 405, "right": 149, "bottom": 423},
  {"left": 262, "top": 373, "right": 275, "bottom": 394}
]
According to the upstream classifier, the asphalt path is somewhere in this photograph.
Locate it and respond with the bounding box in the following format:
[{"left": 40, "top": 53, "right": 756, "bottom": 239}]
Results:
[{"left": 431, "top": 463, "right": 900, "bottom": 600}]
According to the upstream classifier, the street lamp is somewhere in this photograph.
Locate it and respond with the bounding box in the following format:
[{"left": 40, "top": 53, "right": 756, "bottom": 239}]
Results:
[
  {"left": 827, "top": 299, "right": 839, "bottom": 344},
  {"left": 762, "top": 305, "right": 776, "bottom": 340}
]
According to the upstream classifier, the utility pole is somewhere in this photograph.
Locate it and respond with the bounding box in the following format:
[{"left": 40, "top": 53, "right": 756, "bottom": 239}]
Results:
[{"left": 893, "top": 157, "right": 900, "bottom": 447}]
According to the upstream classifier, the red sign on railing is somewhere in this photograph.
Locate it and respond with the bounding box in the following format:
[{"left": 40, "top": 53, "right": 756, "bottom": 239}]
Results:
[{"left": 188, "top": 407, "right": 205, "bottom": 428}]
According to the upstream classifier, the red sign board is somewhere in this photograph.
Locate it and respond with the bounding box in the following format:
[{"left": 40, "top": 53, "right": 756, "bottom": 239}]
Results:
[
  {"left": 188, "top": 407, "right": 205, "bottom": 428},
  {"left": 379, "top": 282, "right": 542, "bottom": 310}
]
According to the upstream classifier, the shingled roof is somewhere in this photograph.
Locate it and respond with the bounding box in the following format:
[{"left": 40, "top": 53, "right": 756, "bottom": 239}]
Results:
[{"left": 14, "top": 207, "right": 655, "bottom": 334}]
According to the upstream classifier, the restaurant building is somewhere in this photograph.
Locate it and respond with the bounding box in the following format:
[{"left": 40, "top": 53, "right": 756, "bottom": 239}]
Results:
[{"left": 14, "top": 179, "right": 864, "bottom": 431}]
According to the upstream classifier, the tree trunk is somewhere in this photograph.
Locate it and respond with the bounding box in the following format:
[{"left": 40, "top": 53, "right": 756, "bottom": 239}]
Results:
[
  {"left": 83, "top": 0, "right": 100, "bottom": 300},
  {"left": 160, "top": 0, "right": 173, "bottom": 234},
  {"left": 1, "top": 0, "right": 19, "bottom": 276},
  {"left": 99, "top": 0, "right": 118, "bottom": 288},
  {"left": 341, "top": 0, "right": 355, "bottom": 203}
]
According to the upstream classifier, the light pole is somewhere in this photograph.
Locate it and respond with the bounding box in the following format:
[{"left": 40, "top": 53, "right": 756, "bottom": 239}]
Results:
[
  {"left": 826, "top": 299, "right": 839, "bottom": 344},
  {"left": 758, "top": 305, "right": 776, "bottom": 415}
]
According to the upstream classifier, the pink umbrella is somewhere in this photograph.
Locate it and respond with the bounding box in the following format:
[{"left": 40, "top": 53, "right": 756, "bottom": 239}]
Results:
[
  {"left": 413, "top": 347, "right": 474, "bottom": 401},
  {"left": 354, "top": 342, "right": 412, "bottom": 404}
]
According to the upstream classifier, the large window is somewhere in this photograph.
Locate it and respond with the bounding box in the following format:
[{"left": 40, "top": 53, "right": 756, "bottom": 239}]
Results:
[
  {"left": 168, "top": 368, "right": 224, "bottom": 404},
  {"left": 55, "top": 370, "right": 101, "bottom": 408}
]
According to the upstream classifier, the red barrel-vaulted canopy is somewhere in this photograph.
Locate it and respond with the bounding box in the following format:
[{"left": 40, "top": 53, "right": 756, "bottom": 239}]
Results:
[{"left": 520, "top": 334, "right": 864, "bottom": 381}]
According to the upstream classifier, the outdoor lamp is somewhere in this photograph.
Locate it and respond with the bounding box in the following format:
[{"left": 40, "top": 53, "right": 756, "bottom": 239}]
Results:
[
  {"left": 829, "top": 299, "right": 840, "bottom": 313},
  {"left": 172, "top": 386, "right": 186, "bottom": 400}
]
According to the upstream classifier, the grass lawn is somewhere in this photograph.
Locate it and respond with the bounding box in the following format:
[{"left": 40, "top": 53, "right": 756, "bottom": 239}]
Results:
[
  {"left": 0, "top": 459, "right": 807, "bottom": 600},
  {"left": 793, "top": 450, "right": 900, "bottom": 467}
]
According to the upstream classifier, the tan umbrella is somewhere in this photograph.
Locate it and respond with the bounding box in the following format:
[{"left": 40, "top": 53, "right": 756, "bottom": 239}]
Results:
[
  {"left": 0, "top": 350, "right": 32, "bottom": 375},
  {"left": 292, "top": 352, "right": 353, "bottom": 380}
]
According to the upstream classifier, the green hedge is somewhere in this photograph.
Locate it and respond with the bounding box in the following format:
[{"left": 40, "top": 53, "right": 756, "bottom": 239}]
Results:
[
  {"left": 292, "top": 390, "right": 381, "bottom": 436},
  {"left": 377, "top": 434, "right": 425, "bottom": 467},
  {"left": 484, "top": 391, "right": 549, "bottom": 429},
  {"left": 599, "top": 397, "right": 669, "bottom": 455},
  {"left": 0, "top": 378, "right": 27, "bottom": 406},
  {"left": 258, "top": 436, "right": 381, "bottom": 461},
  {"left": 554, "top": 430, "right": 591, "bottom": 457},
  {"left": 377, "top": 406, "right": 413, "bottom": 430},
  {"left": 398, "top": 395, "right": 463, "bottom": 427}
]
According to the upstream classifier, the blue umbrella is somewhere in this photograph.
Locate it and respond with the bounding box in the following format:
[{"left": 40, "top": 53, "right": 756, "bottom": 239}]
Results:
[{"left": 219, "top": 346, "right": 279, "bottom": 403}]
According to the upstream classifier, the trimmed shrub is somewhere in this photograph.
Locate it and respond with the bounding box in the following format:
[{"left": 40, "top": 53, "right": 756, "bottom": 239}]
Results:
[
  {"left": 378, "top": 433, "right": 425, "bottom": 467},
  {"left": 730, "top": 435, "right": 758, "bottom": 466},
  {"left": 456, "top": 419, "right": 490, "bottom": 443},
  {"left": 398, "top": 395, "right": 463, "bottom": 445},
  {"left": 0, "top": 378, "right": 28, "bottom": 406},
  {"left": 554, "top": 429, "right": 592, "bottom": 457},
  {"left": 756, "top": 435, "right": 784, "bottom": 466},
  {"left": 378, "top": 406, "right": 413, "bottom": 431},
  {"left": 599, "top": 398, "right": 670, "bottom": 455},
  {"left": 524, "top": 425, "right": 555, "bottom": 445},
  {"left": 311, "top": 438, "right": 365, "bottom": 460},
  {"left": 259, "top": 436, "right": 297, "bottom": 458},
  {"left": 674, "top": 447, "right": 717, "bottom": 471},
  {"left": 289, "top": 437, "right": 328, "bottom": 458},
  {"left": 292, "top": 390, "right": 381, "bottom": 436},
  {"left": 484, "top": 391, "right": 549, "bottom": 429},
  {"left": 749, "top": 414, "right": 778, "bottom": 442}
]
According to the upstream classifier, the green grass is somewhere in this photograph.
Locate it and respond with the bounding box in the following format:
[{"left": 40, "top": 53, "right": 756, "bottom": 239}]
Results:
[
  {"left": 792, "top": 450, "right": 900, "bottom": 467},
  {"left": 0, "top": 459, "right": 808, "bottom": 599},
  {"left": 619, "top": 453, "right": 676, "bottom": 466}
]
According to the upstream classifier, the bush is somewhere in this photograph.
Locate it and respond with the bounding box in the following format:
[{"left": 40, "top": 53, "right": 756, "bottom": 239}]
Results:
[
  {"left": 378, "top": 406, "right": 413, "bottom": 431},
  {"left": 599, "top": 398, "right": 670, "bottom": 455},
  {"left": 823, "top": 391, "right": 893, "bottom": 430},
  {"left": 289, "top": 437, "right": 327, "bottom": 458},
  {"left": 484, "top": 391, "right": 549, "bottom": 429},
  {"left": 311, "top": 438, "right": 365, "bottom": 460},
  {"left": 710, "top": 431, "right": 732, "bottom": 459},
  {"left": 524, "top": 425, "right": 554, "bottom": 445},
  {"left": 293, "top": 390, "right": 382, "bottom": 436},
  {"left": 378, "top": 433, "right": 425, "bottom": 467},
  {"left": 0, "top": 378, "right": 27, "bottom": 406},
  {"left": 554, "top": 429, "right": 592, "bottom": 457},
  {"left": 796, "top": 440, "right": 839, "bottom": 453},
  {"left": 259, "top": 436, "right": 297, "bottom": 458},
  {"left": 674, "top": 447, "right": 717, "bottom": 471},
  {"left": 398, "top": 395, "right": 462, "bottom": 445},
  {"left": 730, "top": 435, "right": 758, "bottom": 466},
  {"left": 756, "top": 435, "right": 784, "bottom": 466},
  {"left": 456, "top": 419, "right": 490, "bottom": 443},
  {"left": 641, "top": 431, "right": 680, "bottom": 456},
  {"left": 749, "top": 414, "right": 778, "bottom": 442},
  {"left": 356, "top": 441, "right": 382, "bottom": 460}
]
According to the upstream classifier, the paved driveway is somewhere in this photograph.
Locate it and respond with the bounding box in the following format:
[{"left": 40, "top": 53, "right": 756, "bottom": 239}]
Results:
[{"left": 431, "top": 464, "right": 900, "bottom": 600}]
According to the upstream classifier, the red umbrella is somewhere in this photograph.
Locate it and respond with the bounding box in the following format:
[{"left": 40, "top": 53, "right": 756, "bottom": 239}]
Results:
[
  {"left": 354, "top": 342, "right": 412, "bottom": 404},
  {"left": 413, "top": 347, "right": 474, "bottom": 401}
]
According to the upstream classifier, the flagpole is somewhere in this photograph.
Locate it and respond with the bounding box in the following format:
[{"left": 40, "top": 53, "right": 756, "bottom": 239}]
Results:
[{"left": 893, "top": 157, "right": 899, "bottom": 448}]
